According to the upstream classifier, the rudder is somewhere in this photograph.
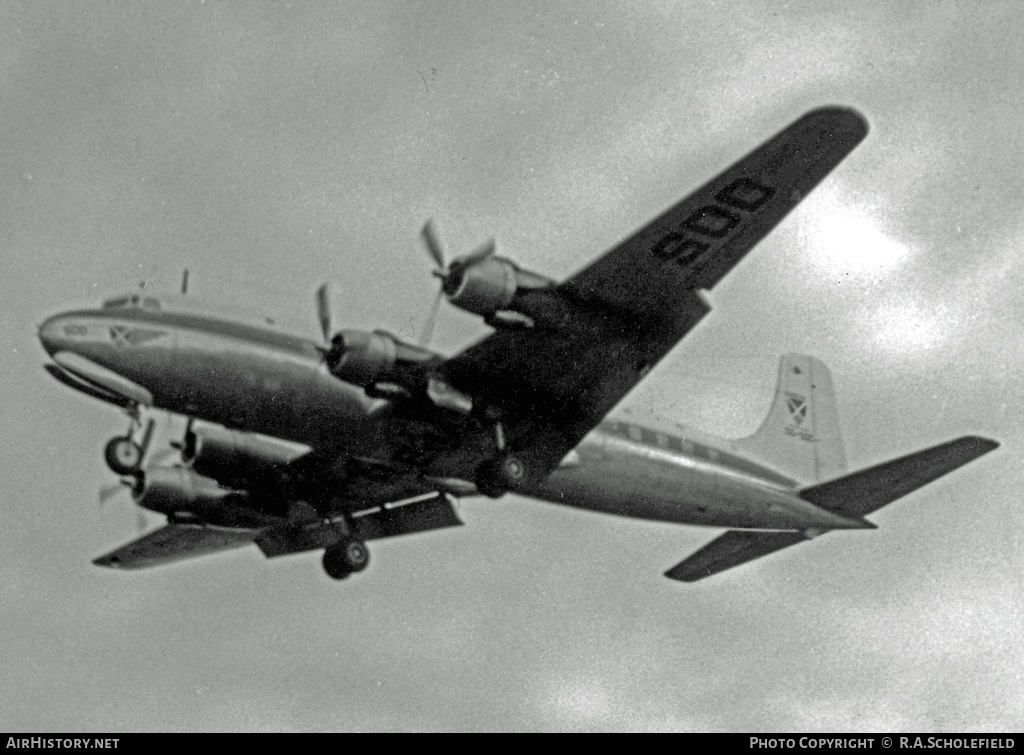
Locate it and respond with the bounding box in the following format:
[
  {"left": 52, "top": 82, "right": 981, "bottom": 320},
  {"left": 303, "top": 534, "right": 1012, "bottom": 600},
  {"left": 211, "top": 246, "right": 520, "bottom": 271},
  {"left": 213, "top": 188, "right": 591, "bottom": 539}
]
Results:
[{"left": 734, "top": 354, "right": 846, "bottom": 484}]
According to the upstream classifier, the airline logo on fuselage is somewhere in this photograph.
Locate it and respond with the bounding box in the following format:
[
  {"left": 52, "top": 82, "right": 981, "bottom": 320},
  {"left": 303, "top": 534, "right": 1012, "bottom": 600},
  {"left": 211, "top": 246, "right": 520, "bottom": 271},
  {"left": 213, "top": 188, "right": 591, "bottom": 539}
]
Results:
[{"left": 109, "top": 324, "right": 167, "bottom": 349}]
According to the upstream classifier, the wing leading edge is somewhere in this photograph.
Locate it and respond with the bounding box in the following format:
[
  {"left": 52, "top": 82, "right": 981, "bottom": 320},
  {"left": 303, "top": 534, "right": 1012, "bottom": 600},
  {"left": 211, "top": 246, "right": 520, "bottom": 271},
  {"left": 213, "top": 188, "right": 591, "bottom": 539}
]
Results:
[{"left": 439, "top": 108, "right": 869, "bottom": 485}]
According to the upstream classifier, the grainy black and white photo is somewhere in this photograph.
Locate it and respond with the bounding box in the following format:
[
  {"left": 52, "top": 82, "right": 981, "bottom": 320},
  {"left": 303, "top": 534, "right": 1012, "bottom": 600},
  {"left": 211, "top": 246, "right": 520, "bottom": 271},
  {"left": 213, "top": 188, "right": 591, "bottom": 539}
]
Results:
[{"left": 2, "top": 0, "right": 1021, "bottom": 733}]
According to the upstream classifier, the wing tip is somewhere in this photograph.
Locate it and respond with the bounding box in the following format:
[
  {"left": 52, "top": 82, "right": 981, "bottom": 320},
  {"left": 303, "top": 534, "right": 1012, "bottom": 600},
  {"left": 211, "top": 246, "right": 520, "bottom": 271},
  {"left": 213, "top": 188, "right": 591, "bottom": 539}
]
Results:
[
  {"left": 953, "top": 435, "right": 1000, "bottom": 458},
  {"left": 806, "top": 105, "right": 870, "bottom": 139},
  {"left": 663, "top": 565, "right": 705, "bottom": 583},
  {"left": 91, "top": 554, "right": 125, "bottom": 569},
  {"left": 969, "top": 435, "right": 999, "bottom": 451}
]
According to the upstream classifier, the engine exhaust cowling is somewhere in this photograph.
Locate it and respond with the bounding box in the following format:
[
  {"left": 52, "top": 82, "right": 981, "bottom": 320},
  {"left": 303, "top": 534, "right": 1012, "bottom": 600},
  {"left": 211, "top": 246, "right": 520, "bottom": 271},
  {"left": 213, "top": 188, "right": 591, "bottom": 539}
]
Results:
[
  {"left": 183, "top": 426, "right": 308, "bottom": 488},
  {"left": 132, "top": 466, "right": 243, "bottom": 516},
  {"left": 131, "top": 466, "right": 277, "bottom": 527}
]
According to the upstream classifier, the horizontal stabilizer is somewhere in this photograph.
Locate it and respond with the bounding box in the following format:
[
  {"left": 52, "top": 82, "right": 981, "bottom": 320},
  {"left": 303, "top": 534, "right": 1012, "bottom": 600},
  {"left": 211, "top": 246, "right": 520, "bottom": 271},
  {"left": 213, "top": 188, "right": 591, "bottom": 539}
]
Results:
[
  {"left": 666, "top": 435, "right": 998, "bottom": 582},
  {"left": 93, "top": 523, "right": 262, "bottom": 570},
  {"left": 665, "top": 530, "right": 811, "bottom": 582},
  {"left": 798, "top": 435, "right": 998, "bottom": 518}
]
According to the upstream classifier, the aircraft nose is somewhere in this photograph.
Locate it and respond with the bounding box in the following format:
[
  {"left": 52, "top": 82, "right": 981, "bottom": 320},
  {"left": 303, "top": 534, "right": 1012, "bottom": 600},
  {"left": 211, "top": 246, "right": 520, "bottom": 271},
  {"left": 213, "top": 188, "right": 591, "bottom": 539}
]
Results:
[{"left": 37, "top": 315, "right": 66, "bottom": 355}]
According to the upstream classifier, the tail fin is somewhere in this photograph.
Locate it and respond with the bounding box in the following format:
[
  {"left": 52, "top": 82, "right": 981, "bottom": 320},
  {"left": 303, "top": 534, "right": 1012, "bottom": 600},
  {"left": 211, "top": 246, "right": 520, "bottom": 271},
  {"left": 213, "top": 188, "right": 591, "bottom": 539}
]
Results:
[{"left": 735, "top": 354, "right": 846, "bottom": 484}]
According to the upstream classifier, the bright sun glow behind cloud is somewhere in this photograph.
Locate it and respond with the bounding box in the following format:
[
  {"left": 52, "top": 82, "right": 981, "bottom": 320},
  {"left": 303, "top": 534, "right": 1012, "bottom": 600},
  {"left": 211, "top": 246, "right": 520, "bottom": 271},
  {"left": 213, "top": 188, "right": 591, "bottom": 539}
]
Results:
[
  {"left": 798, "top": 189, "right": 955, "bottom": 355},
  {"left": 801, "top": 192, "right": 912, "bottom": 277},
  {"left": 870, "top": 302, "right": 946, "bottom": 352}
]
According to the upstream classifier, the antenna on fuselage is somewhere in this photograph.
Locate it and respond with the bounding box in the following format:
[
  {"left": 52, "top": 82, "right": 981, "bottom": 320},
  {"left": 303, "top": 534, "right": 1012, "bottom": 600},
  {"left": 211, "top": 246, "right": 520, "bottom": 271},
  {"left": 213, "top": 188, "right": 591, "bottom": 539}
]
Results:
[{"left": 181, "top": 268, "right": 189, "bottom": 295}]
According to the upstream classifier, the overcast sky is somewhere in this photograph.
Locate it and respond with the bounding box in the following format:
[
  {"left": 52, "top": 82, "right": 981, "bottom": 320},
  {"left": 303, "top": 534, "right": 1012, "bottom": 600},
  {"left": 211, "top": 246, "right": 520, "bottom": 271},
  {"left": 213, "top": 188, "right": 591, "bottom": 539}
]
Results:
[{"left": 2, "top": 0, "right": 1022, "bottom": 732}]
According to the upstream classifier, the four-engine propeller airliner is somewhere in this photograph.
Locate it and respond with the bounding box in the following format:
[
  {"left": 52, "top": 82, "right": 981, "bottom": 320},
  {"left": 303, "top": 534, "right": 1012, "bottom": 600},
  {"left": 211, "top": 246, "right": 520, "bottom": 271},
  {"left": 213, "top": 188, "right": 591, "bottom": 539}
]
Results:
[{"left": 37, "top": 107, "right": 998, "bottom": 582}]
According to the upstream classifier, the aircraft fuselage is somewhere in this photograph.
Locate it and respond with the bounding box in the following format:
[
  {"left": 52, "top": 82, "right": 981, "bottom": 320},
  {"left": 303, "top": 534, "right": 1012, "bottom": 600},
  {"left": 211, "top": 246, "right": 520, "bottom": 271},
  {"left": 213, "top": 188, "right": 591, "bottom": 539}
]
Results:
[{"left": 38, "top": 303, "right": 859, "bottom": 532}]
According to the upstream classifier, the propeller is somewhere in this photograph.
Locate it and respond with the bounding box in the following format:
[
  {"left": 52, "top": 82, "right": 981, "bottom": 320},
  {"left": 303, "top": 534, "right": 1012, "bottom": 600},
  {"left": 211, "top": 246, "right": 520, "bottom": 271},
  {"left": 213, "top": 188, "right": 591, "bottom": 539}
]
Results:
[
  {"left": 98, "top": 440, "right": 177, "bottom": 533},
  {"left": 421, "top": 220, "right": 496, "bottom": 298},
  {"left": 98, "top": 477, "right": 147, "bottom": 534},
  {"left": 314, "top": 283, "right": 347, "bottom": 366},
  {"left": 99, "top": 478, "right": 133, "bottom": 505},
  {"left": 316, "top": 283, "right": 333, "bottom": 344},
  {"left": 418, "top": 220, "right": 495, "bottom": 345}
]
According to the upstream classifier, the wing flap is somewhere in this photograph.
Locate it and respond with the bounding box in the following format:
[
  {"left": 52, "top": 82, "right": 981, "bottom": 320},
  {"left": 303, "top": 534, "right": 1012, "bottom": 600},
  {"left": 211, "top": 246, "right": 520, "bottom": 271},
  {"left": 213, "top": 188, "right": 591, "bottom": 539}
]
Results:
[
  {"left": 92, "top": 523, "right": 262, "bottom": 570},
  {"left": 256, "top": 494, "right": 463, "bottom": 559}
]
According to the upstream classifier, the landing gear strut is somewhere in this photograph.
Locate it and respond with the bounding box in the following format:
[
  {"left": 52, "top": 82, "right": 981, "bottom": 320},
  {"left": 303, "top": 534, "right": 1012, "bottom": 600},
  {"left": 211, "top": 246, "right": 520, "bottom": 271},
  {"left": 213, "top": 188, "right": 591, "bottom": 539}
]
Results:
[
  {"left": 322, "top": 537, "right": 370, "bottom": 580},
  {"left": 103, "top": 414, "right": 154, "bottom": 476}
]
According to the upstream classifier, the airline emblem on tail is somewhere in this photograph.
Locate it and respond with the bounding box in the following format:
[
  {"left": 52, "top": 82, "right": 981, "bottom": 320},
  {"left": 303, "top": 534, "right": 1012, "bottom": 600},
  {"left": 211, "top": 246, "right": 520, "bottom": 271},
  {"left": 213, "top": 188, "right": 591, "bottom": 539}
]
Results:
[
  {"left": 786, "top": 393, "right": 808, "bottom": 426},
  {"left": 784, "top": 391, "right": 815, "bottom": 442}
]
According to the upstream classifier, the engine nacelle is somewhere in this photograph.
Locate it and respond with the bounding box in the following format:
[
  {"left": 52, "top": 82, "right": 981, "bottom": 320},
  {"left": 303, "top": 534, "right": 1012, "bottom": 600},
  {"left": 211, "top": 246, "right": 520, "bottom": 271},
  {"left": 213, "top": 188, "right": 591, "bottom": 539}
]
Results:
[
  {"left": 444, "top": 257, "right": 562, "bottom": 325},
  {"left": 132, "top": 465, "right": 244, "bottom": 516},
  {"left": 183, "top": 426, "right": 309, "bottom": 488},
  {"left": 326, "top": 329, "right": 441, "bottom": 391},
  {"left": 131, "top": 466, "right": 277, "bottom": 527}
]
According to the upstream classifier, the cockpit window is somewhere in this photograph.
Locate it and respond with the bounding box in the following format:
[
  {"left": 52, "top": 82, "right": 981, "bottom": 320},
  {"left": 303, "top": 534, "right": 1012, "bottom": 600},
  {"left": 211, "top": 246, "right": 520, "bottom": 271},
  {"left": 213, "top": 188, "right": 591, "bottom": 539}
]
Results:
[{"left": 102, "top": 295, "right": 161, "bottom": 310}]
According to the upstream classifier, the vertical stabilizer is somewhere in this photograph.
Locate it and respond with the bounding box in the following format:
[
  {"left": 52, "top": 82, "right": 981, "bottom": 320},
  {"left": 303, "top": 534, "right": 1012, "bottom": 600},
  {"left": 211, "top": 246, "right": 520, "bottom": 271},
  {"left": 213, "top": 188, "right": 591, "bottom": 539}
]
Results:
[{"left": 734, "top": 354, "right": 846, "bottom": 484}]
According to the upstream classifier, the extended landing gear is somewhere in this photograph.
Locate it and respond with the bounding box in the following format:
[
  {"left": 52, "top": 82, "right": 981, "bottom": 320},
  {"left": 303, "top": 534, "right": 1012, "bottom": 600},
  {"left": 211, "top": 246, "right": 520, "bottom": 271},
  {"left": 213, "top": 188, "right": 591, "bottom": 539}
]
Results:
[
  {"left": 103, "top": 416, "right": 155, "bottom": 475},
  {"left": 474, "top": 451, "right": 528, "bottom": 498},
  {"left": 322, "top": 537, "right": 370, "bottom": 580},
  {"left": 104, "top": 436, "right": 143, "bottom": 475}
]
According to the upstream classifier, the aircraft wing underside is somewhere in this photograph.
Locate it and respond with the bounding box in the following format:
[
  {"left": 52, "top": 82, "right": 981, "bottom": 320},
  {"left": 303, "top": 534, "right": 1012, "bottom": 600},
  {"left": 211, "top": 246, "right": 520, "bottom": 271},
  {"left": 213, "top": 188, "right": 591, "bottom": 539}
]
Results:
[
  {"left": 92, "top": 523, "right": 261, "bottom": 570},
  {"left": 92, "top": 493, "right": 463, "bottom": 570},
  {"left": 433, "top": 108, "right": 869, "bottom": 484}
]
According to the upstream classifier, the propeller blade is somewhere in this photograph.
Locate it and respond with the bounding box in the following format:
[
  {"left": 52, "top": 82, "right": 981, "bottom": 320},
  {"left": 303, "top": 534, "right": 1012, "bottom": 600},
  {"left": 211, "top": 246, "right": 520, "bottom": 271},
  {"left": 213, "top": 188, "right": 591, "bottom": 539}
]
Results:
[
  {"left": 315, "top": 283, "right": 332, "bottom": 343},
  {"left": 458, "top": 238, "right": 496, "bottom": 268},
  {"left": 420, "top": 220, "right": 446, "bottom": 271},
  {"left": 418, "top": 287, "right": 444, "bottom": 347},
  {"left": 99, "top": 482, "right": 127, "bottom": 505},
  {"left": 149, "top": 447, "right": 177, "bottom": 465}
]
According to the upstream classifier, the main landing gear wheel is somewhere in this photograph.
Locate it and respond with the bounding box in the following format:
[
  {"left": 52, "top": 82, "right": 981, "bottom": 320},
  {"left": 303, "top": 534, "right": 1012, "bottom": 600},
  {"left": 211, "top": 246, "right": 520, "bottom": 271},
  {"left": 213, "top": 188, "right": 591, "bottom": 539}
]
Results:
[
  {"left": 104, "top": 436, "right": 143, "bottom": 476},
  {"left": 322, "top": 537, "right": 370, "bottom": 580},
  {"left": 475, "top": 452, "right": 528, "bottom": 498}
]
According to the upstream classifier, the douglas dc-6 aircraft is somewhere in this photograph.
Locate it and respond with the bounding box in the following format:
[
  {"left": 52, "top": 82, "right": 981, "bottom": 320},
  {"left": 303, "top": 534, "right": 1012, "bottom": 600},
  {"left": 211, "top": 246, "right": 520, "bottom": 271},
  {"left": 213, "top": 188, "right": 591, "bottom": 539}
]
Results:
[{"left": 38, "top": 108, "right": 998, "bottom": 582}]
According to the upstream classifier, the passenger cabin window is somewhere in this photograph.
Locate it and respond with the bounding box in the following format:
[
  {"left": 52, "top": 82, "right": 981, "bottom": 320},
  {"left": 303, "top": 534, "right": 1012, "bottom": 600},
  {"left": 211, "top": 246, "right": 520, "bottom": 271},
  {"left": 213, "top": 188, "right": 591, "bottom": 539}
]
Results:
[{"left": 102, "top": 296, "right": 130, "bottom": 309}]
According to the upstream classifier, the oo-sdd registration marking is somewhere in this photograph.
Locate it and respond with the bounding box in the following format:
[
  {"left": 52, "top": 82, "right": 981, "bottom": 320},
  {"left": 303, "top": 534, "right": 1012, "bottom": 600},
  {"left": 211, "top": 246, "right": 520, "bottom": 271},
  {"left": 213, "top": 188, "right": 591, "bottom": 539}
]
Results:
[{"left": 650, "top": 177, "right": 775, "bottom": 267}]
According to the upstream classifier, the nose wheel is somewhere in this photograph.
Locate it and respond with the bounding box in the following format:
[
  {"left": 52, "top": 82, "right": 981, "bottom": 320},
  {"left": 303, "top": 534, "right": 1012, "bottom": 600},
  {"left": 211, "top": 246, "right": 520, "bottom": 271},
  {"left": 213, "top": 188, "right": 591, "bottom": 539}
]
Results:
[
  {"left": 322, "top": 537, "right": 370, "bottom": 580},
  {"left": 103, "top": 415, "right": 154, "bottom": 475},
  {"left": 104, "top": 436, "right": 143, "bottom": 475}
]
